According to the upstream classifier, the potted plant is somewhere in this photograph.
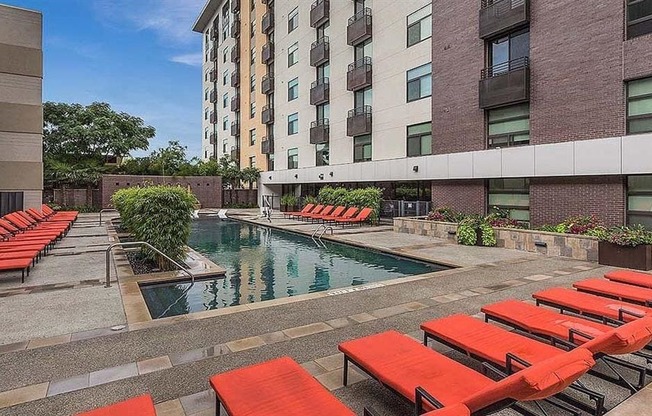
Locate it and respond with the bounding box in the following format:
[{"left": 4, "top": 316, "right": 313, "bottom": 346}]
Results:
[
  {"left": 457, "top": 215, "right": 496, "bottom": 247},
  {"left": 280, "top": 194, "right": 298, "bottom": 212},
  {"left": 597, "top": 225, "right": 652, "bottom": 270}
]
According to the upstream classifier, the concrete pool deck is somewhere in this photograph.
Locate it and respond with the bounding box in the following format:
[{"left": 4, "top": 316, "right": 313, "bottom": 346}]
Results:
[{"left": 0, "top": 210, "right": 647, "bottom": 415}]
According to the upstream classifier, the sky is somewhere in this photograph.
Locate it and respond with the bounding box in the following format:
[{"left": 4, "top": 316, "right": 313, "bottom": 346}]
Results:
[{"left": 4, "top": 0, "right": 206, "bottom": 158}]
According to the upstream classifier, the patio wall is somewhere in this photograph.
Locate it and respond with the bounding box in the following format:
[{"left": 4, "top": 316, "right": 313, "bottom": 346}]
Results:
[{"left": 393, "top": 217, "right": 598, "bottom": 262}]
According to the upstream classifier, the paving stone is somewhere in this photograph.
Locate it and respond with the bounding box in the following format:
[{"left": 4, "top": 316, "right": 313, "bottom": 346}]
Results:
[
  {"left": 89, "top": 362, "right": 138, "bottom": 387},
  {"left": 179, "top": 389, "right": 214, "bottom": 415},
  {"left": 225, "top": 336, "right": 265, "bottom": 352},
  {"left": 573, "top": 265, "right": 595, "bottom": 271},
  {"left": 0, "top": 341, "right": 28, "bottom": 354},
  {"left": 169, "top": 346, "right": 219, "bottom": 366},
  {"left": 469, "top": 287, "right": 495, "bottom": 294},
  {"left": 430, "top": 293, "right": 466, "bottom": 303},
  {"left": 0, "top": 382, "right": 49, "bottom": 409},
  {"left": 348, "top": 312, "right": 377, "bottom": 323},
  {"left": 315, "top": 368, "right": 367, "bottom": 391},
  {"left": 315, "top": 353, "right": 345, "bottom": 371},
  {"left": 27, "top": 334, "right": 71, "bottom": 349},
  {"left": 155, "top": 399, "right": 185, "bottom": 416},
  {"left": 324, "top": 317, "right": 351, "bottom": 329},
  {"left": 402, "top": 301, "right": 428, "bottom": 311},
  {"left": 553, "top": 270, "right": 572, "bottom": 276},
  {"left": 283, "top": 322, "right": 332, "bottom": 339},
  {"left": 137, "top": 356, "right": 173, "bottom": 375},
  {"left": 71, "top": 327, "right": 116, "bottom": 342},
  {"left": 47, "top": 374, "right": 89, "bottom": 396},
  {"left": 370, "top": 305, "right": 409, "bottom": 319},
  {"left": 523, "top": 274, "right": 554, "bottom": 281},
  {"left": 300, "top": 361, "right": 329, "bottom": 376},
  {"left": 259, "top": 330, "right": 289, "bottom": 344},
  {"left": 458, "top": 290, "right": 480, "bottom": 298}
]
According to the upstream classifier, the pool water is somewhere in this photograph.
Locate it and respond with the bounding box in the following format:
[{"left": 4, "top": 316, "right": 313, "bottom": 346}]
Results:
[{"left": 140, "top": 220, "right": 448, "bottom": 318}]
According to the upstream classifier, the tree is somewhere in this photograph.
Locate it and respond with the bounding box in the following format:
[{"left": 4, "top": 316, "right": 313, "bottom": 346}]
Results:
[
  {"left": 240, "top": 166, "right": 261, "bottom": 190},
  {"left": 215, "top": 155, "right": 241, "bottom": 188},
  {"left": 148, "top": 140, "right": 188, "bottom": 176},
  {"left": 44, "top": 102, "right": 156, "bottom": 164}
]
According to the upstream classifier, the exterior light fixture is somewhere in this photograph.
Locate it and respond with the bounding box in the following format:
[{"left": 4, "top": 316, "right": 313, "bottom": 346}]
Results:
[
  {"left": 294, "top": 174, "right": 298, "bottom": 179},
  {"left": 319, "top": 174, "right": 324, "bottom": 180},
  {"left": 329, "top": 171, "right": 334, "bottom": 177},
  {"left": 412, "top": 165, "right": 419, "bottom": 172}
]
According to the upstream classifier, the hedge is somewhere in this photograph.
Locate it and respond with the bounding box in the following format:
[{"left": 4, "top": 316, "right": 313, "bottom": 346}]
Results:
[
  {"left": 317, "top": 186, "right": 383, "bottom": 221},
  {"left": 112, "top": 185, "right": 198, "bottom": 267}
]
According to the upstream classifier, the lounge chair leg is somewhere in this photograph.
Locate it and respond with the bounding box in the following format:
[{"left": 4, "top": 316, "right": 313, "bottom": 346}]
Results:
[
  {"left": 423, "top": 332, "right": 428, "bottom": 346},
  {"left": 21, "top": 269, "right": 25, "bottom": 283},
  {"left": 343, "top": 356, "right": 349, "bottom": 386},
  {"left": 215, "top": 397, "right": 220, "bottom": 416}
]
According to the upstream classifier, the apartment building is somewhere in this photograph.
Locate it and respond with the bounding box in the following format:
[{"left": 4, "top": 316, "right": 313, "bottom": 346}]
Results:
[{"left": 0, "top": 4, "right": 43, "bottom": 216}]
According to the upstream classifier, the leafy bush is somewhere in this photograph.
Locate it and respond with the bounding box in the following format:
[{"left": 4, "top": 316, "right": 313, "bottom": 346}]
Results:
[
  {"left": 302, "top": 195, "right": 318, "bottom": 206},
  {"left": 280, "top": 194, "right": 298, "bottom": 207},
  {"left": 600, "top": 225, "right": 652, "bottom": 247},
  {"left": 427, "top": 207, "right": 464, "bottom": 223},
  {"left": 317, "top": 186, "right": 382, "bottom": 221},
  {"left": 317, "top": 186, "right": 335, "bottom": 205},
  {"left": 112, "top": 185, "right": 198, "bottom": 268},
  {"left": 561, "top": 215, "right": 601, "bottom": 235},
  {"left": 456, "top": 215, "right": 496, "bottom": 247}
]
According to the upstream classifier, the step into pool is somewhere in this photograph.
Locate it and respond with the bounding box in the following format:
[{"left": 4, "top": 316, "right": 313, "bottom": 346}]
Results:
[{"left": 140, "top": 220, "right": 449, "bottom": 318}]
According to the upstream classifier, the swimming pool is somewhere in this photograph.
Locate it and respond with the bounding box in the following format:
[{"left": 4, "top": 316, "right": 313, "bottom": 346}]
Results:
[{"left": 140, "top": 220, "right": 448, "bottom": 318}]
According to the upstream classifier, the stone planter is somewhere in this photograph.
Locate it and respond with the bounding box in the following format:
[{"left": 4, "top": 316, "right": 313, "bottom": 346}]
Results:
[{"left": 598, "top": 241, "right": 652, "bottom": 271}]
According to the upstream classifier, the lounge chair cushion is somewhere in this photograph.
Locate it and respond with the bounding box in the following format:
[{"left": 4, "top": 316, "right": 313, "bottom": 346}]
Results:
[
  {"left": 210, "top": 356, "right": 355, "bottom": 416},
  {"left": 581, "top": 317, "right": 652, "bottom": 355},
  {"left": 339, "top": 331, "right": 494, "bottom": 407},
  {"left": 0, "top": 257, "right": 32, "bottom": 271},
  {"left": 605, "top": 270, "right": 652, "bottom": 288},
  {"left": 574, "top": 278, "right": 652, "bottom": 304},
  {"left": 76, "top": 394, "right": 156, "bottom": 416}
]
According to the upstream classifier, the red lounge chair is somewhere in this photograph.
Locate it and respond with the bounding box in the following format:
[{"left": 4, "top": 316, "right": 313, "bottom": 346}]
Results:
[
  {"left": 334, "top": 207, "right": 373, "bottom": 227},
  {"left": 533, "top": 287, "right": 652, "bottom": 324},
  {"left": 323, "top": 207, "right": 358, "bottom": 223},
  {"left": 42, "top": 204, "right": 78, "bottom": 220},
  {"left": 3, "top": 213, "right": 66, "bottom": 236},
  {"left": 0, "top": 250, "right": 40, "bottom": 262},
  {"left": 313, "top": 205, "right": 345, "bottom": 222},
  {"left": 297, "top": 204, "right": 325, "bottom": 221},
  {"left": 10, "top": 211, "right": 69, "bottom": 232},
  {"left": 605, "top": 270, "right": 652, "bottom": 289},
  {"left": 0, "top": 257, "right": 33, "bottom": 282},
  {"left": 305, "top": 205, "right": 335, "bottom": 222},
  {"left": 283, "top": 203, "right": 315, "bottom": 219},
  {"left": 339, "top": 330, "right": 594, "bottom": 415},
  {"left": 210, "top": 356, "right": 355, "bottom": 416},
  {"left": 574, "top": 278, "right": 652, "bottom": 306},
  {"left": 26, "top": 208, "right": 72, "bottom": 224},
  {"left": 76, "top": 394, "right": 156, "bottom": 416}
]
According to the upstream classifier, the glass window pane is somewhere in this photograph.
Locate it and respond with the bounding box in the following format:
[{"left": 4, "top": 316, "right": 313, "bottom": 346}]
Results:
[
  {"left": 488, "top": 103, "right": 529, "bottom": 122},
  {"left": 628, "top": 97, "right": 652, "bottom": 116},
  {"left": 407, "top": 80, "right": 421, "bottom": 101},
  {"left": 629, "top": 196, "right": 652, "bottom": 211},
  {"left": 420, "top": 135, "right": 432, "bottom": 155},
  {"left": 420, "top": 17, "right": 432, "bottom": 39},
  {"left": 489, "top": 118, "right": 529, "bottom": 135},
  {"left": 629, "top": 117, "right": 652, "bottom": 134},
  {"left": 629, "top": 0, "right": 652, "bottom": 22},
  {"left": 407, "top": 136, "right": 420, "bottom": 157},
  {"left": 628, "top": 214, "right": 652, "bottom": 228},
  {"left": 408, "top": 122, "right": 432, "bottom": 135},
  {"left": 629, "top": 77, "right": 652, "bottom": 98},
  {"left": 629, "top": 175, "right": 652, "bottom": 192},
  {"left": 420, "top": 76, "right": 432, "bottom": 97},
  {"left": 488, "top": 193, "right": 529, "bottom": 208},
  {"left": 510, "top": 209, "right": 530, "bottom": 221},
  {"left": 407, "top": 4, "right": 431, "bottom": 25},
  {"left": 407, "top": 24, "right": 421, "bottom": 46},
  {"left": 510, "top": 31, "right": 530, "bottom": 60},
  {"left": 363, "top": 144, "right": 372, "bottom": 159},
  {"left": 512, "top": 133, "right": 530, "bottom": 144},
  {"left": 408, "top": 63, "right": 431, "bottom": 80},
  {"left": 491, "top": 37, "right": 509, "bottom": 67}
]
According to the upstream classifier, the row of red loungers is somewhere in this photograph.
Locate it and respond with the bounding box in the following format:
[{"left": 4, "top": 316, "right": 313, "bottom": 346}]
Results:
[
  {"left": 284, "top": 204, "right": 374, "bottom": 226},
  {"left": 0, "top": 205, "right": 78, "bottom": 282},
  {"left": 77, "top": 269, "right": 652, "bottom": 416}
]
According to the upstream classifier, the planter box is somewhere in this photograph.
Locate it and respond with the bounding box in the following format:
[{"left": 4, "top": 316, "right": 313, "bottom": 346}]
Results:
[{"left": 598, "top": 241, "right": 652, "bottom": 271}]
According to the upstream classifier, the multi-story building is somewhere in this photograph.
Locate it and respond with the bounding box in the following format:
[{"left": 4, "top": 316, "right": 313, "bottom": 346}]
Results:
[
  {"left": 196, "top": 0, "right": 652, "bottom": 229},
  {"left": 0, "top": 4, "right": 43, "bottom": 216}
]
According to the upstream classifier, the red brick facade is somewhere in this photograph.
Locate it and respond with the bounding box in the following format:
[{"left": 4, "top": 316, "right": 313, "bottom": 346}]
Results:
[
  {"left": 431, "top": 180, "right": 485, "bottom": 215},
  {"left": 623, "top": 33, "right": 652, "bottom": 81}
]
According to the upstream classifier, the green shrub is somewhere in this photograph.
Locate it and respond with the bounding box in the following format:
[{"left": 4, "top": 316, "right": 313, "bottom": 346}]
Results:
[
  {"left": 112, "top": 185, "right": 198, "bottom": 268},
  {"left": 427, "top": 207, "right": 464, "bottom": 223},
  {"left": 332, "top": 188, "right": 350, "bottom": 207},
  {"left": 317, "top": 186, "right": 335, "bottom": 205},
  {"left": 600, "top": 225, "right": 652, "bottom": 247},
  {"left": 302, "top": 195, "right": 318, "bottom": 206},
  {"left": 345, "top": 187, "right": 383, "bottom": 222},
  {"left": 280, "top": 194, "right": 298, "bottom": 207},
  {"left": 456, "top": 215, "right": 496, "bottom": 247}
]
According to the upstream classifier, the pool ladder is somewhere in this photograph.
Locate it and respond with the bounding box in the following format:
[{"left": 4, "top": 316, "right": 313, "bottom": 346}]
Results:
[{"left": 311, "top": 225, "right": 333, "bottom": 247}]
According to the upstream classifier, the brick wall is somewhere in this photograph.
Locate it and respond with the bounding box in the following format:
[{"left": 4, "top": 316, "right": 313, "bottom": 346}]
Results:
[
  {"left": 431, "top": 0, "right": 485, "bottom": 154},
  {"left": 431, "top": 180, "right": 485, "bottom": 215},
  {"left": 100, "top": 175, "right": 223, "bottom": 209},
  {"left": 623, "top": 33, "right": 652, "bottom": 81},
  {"left": 530, "top": 176, "right": 625, "bottom": 228}
]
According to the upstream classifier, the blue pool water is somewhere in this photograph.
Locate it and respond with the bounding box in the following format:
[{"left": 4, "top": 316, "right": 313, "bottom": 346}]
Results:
[{"left": 140, "top": 220, "right": 448, "bottom": 318}]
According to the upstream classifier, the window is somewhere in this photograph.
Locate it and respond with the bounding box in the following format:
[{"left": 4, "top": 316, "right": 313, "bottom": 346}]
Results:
[
  {"left": 354, "top": 39, "right": 372, "bottom": 61},
  {"left": 205, "top": 150, "right": 208, "bottom": 159},
  {"left": 204, "top": 127, "right": 209, "bottom": 140},
  {"left": 353, "top": 135, "right": 372, "bottom": 162},
  {"left": 223, "top": 48, "right": 228, "bottom": 63},
  {"left": 489, "top": 29, "right": 529, "bottom": 74},
  {"left": 487, "top": 104, "right": 530, "bottom": 148},
  {"left": 249, "top": 156, "right": 256, "bottom": 168},
  {"left": 488, "top": 179, "right": 530, "bottom": 223},
  {"left": 0, "top": 192, "right": 23, "bottom": 217},
  {"left": 628, "top": 176, "right": 652, "bottom": 227},
  {"left": 288, "top": 113, "right": 299, "bottom": 135},
  {"left": 316, "top": 143, "right": 329, "bottom": 166},
  {"left": 205, "top": 70, "right": 209, "bottom": 82},
  {"left": 317, "top": 103, "right": 330, "bottom": 120},
  {"left": 250, "top": 129, "right": 256, "bottom": 145},
  {"left": 223, "top": 140, "right": 228, "bottom": 154},
  {"left": 204, "top": 88, "right": 209, "bottom": 101},
  {"left": 288, "top": 77, "right": 299, "bottom": 101},
  {"left": 223, "top": 70, "right": 229, "bottom": 85},
  {"left": 354, "top": 87, "right": 372, "bottom": 108},
  {"left": 288, "top": 148, "right": 298, "bottom": 169},
  {"left": 204, "top": 108, "right": 209, "bottom": 120},
  {"left": 250, "top": 102, "right": 256, "bottom": 118},
  {"left": 627, "top": 77, "right": 652, "bottom": 134},
  {"left": 223, "top": 115, "right": 229, "bottom": 131},
  {"left": 223, "top": 93, "right": 229, "bottom": 108},
  {"left": 407, "top": 4, "right": 432, "bottom": 47},
  {"left": 288, "top": 7, "right": 298, "bottom": 32},
  {"left": 288, "top": 42, "right": 299, "bottom": 67},
  {"left": 250, "top": 74, "right": 256, "bottom": 92},
  {"left": 627, "top": 0, "right": 652, "bottom": 39},
  {"left": 406, "top": 122, "right": 432, "bottom": 157},
  {"left": 407, "top": 63, "right": 432, "bottom": 102}
]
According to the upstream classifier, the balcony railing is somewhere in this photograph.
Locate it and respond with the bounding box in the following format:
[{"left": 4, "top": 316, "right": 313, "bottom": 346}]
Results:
[
  {"left": 231, "top": 18, "right": 241, "bottom": 38},
  {"left": 310, "top": 37, "right": 329, "bottom": 67},
  {"left": 231, "top": 0, "right": 240, "bottom": 13},
  {"left": 310, "top": 78, "right": 330, "bottom": 105},
  {"left": 231, "top": 95, "right": 240, "bottom": 112},
  {"left": 261, "top": 137, "right": 274, "bottom": 154},
  {"left": 231, "top": 71, "right": 240, "bottom": 87},
  {"left": 262, "top": 42, "right": 275, "bottom": 63},
  {"left": 310, "top": 119, "right": 330, "bottom": 144},
  {"left": 262, "top": 105, "right": 274, "bottom": 124},
  {"left": 479, "top": 0, "right": 529, "bottom": 39},
  {"left": 347, "top": 57, "right": 372, "bottom": 91},
  {"left": 479, "top": 57, "right": 530, "bottom": 109},
  {"left": 310, "top": 0, "right": 330, "bottom": 28},
  {"left": 231, "top": 45, "right": 240, "bottom": 62},
  {"left": 347, "top": 8, "right": 372, "bottom": 46},
  {"left": 262, "top": 12, "right": 274, "bottom": 34},
  {"left": 261, "top": 74, "right": 274, "bottom": 94},
  {"left": 347, "top": 105, "right": 372, "bottom": 136},
  {"left": 230, "top": 146, "right": 240, "bottom": 161},
  {"left": 231, "top": 122, "right": 240, "bottom": 136}
]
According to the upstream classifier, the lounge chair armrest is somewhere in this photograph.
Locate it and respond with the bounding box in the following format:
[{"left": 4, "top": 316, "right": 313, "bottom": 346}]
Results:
[
  {"left": 619, "top": 308, "right": 645, "bottom": 321},
  {"left": 506, "top": 352, "right": 531, "bottom": 374},
  {"left": 568, "top": 328, "right": 594, "bottom": 344},
  {"left": 551, "top": 336, "right": 575, "bottom": 351},
  {"left": 482, "top": 361, "right": 508, "bottom": 379},
  {"left": 415, "top": 386, "right": 444, "bottom": 414},
  {"left": 363, "top": 407, "right": 380, "bottom": 416}
]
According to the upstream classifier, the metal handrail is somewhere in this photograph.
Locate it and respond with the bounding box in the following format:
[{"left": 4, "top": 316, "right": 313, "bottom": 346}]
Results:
[
  {"left": 318, "top": 226, "right": 333, "bottom": 239},
  {"left": 348, "top": 7, "right": 371, "bottom": 25},
  {"left": 99, "top": 209, "right": 118, "bottom": 226},
  {"left": 481, "top": 56, "right": 529, "bottom": 79},
  {"left": 105, "top": 242, "right": 194, "bottom": 288},
  {"left": 348, "top": 56, "right": 372, "bottom": 71}
]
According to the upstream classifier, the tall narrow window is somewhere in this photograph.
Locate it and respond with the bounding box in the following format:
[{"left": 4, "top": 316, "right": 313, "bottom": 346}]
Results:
[
  {"left": 488, "top": 179, "right": 530, "bottom": 223},
  {"left": 250, "top": 156, "right": 256, "bottom": 168},
  {"left": 627, "top": 77, "right": 652, "bottom": 134},
  {"left": 406, "top": 122, "right": 432, "bottom": 157},
  {"left": 627, "top": 0, "right": 652, "bottom": 39},
  {"left": 250, "top": 102, "right": 256, "bottom": 118},
  {"left": 223, "top": 116, "right": 229, "bottom": 131},
  {"left": 288, "top": 148, "right": 298, "bottom": 169},
  {"left": 407, "top": 4, "right": 432, "bottom": 47},
  {"left": 205, "top": 88, "right": 209, "bottom": 101},
  {"left": 288, "top": 77, "right": 299, "bottom": 101},
  {"left": 288, "top": 7, "right": 299, "bottom": 32},
  {"left": 628, "top": 175, "right": 652, "bottom": 228},
  {"left": 288, "top": 42, "right": 299, "bottom": 67},
  {"left": 407, "top": 63, "right": 432, "bottom": 102},
  {"left": 223, "top": 48, "right": 228, "bottom": 63},
  {"left": 223, "top": 93, "right": 229, "bottom": 108},
  {"left": 250, "top": 129, "right": 256, "bottom": 146},
  {"left": 488, "top": 29, "right": 529, "bottom": 75},
  {"left": 222, "top": 140, "right": 228, "bottom": 154},
  {"left": 223, "top": 70, "right": 229, "bottom": 85},
  {"left": 288, "top": 113, "right": 299, "bottom": 135},
  {"left": 204, "top": 108, "right": 209, "bottom": 120},
  {"left": 487, "top": 103, "right": 530, "bottom": 148},
  {"left": 353, "top": 135, "right": 372, "bottom": 163},
  {"left": 316, "top": 143, "right": 329, "bottom": 166}
]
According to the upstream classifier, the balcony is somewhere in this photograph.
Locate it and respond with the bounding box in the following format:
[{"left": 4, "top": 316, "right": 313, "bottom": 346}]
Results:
[
  {"left": 310, "top": 37, "right": 329, "bottom": 67},
  {"left": 209, "top": 69, "right": 217, "bottom": 83},
  {"left": 261, "top": 137, "right": 274, "bottom": 154},
  {"left": 210, "top": 111, "right": 217, "bottom": 124},
  {"left": 209, "top": 132, "right": 217, "bottom": 144},
  {"left": 231, "top": 71, "right": 240, "bottom": 87},
  {"left": 231, "top": 0, "right": 240, "bottom": 14},
  {"left": 231, "top": 18, "right": 241, "bottom": 38},
  {"left": 209, "top": 89, "right": 217, "bottom": 103},
  {"left": 231, "top": 45, "right": 240, "bottom": 62},
  {"left": 310, "top": 0, "right": 330, "bottom": 28},
  {"left": 479, "top": 0, "right": 529, "bottom": 39},
  {"left": 347, "top": 8, "right": 372, "bottom": 46},
  {"left": 310, "top": 78, "right": 330, "bottom": 105},
  {"left": 261, "top": 74, "right": 274, "bottom": 94},
  {"left": 210, "top": 47, "right": 218, "bottom": 62},
  {"left": 347, "top": 57, "right": 372, "bottom": 91},
  {"left": 210, "top": 27, "right": 218, "bottom": 41},
  {"left": 479, "top": 57, "right": 530, "bottom": 109},
  {"left": 231, "top": 122, "right": 240, "bottom": 136},
  {"left": 262, "top": 42, "right": 274, "bottom": 64},
  {"left": 310, "top": 119, "right": 330, "bottom": 144},
  {"left": 231, "top": 94, "right": 240, "bottom": 112},
  {"left": 230, "top": 146, "right": 240, "bottom": 161},
  {"left": 347, "top": 106, "right": 372, "bottom": 136},
  {"left": 262, "top": 12, "right": 274, "bottom": 34},
  {"left": 262, "top": 105, "right": 274, "bottom": 124}
]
